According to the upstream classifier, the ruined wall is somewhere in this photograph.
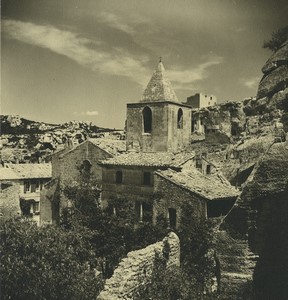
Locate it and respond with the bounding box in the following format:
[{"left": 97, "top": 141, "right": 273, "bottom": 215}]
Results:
[
  {"left": 97, "top": 232, "right": 180, "bottom": 300},
  {"left": 0, "top": 181, "right": 21, "bottom": 219}
]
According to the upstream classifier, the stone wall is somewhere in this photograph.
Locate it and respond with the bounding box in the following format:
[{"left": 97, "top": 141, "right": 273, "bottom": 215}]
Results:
[
  {"left": 0, "top": 181, "right": 21, "bottom": 219},
  {"left": 101, "top": 166, "right": 155, "bottom": 208},
  {"left": 58, "top": 141, "right": 111, "bottom": 185},
  {"left": 126, "top": 102, "right": 191, "bottom": 152},
  {"left": 97, "top": 232, "right": 180, "bottom": 300},
  {"left": 153, "top": 173, "right": 207, "bottom": 227}
]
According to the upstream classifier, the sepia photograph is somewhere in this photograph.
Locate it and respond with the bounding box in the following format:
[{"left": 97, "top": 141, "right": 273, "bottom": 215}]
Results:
[{"left": 1, "top": 0, "right": 288, "bottom": 299}]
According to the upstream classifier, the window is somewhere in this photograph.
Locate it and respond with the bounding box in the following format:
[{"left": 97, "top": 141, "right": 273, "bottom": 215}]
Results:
[
  {"left": 206, "top": 164, "right": 211, "bottom": 175},
  {"left": 137, "top": 201, "right": 153, "bottom": 222},
  {"left": 116, "top": 171, "right": 123, "bottom": 184},
  {"left": 33, "top": 202, "right": 40, "bottom": 213},
  {"left": 168, "top": 208, "right": 177, "bottom": 228},
  {"left": 31, "top": 182, "right": 36, "bottom": 193},
  {"left": 177, "top": 108, "right": 183, "bottom": 129},
  {"left": 143, "top": 172, "right": 151, "bottom": 185},
  {"left": 142, "top": 106, "right": 152, "bottom": 133},
  {"left": 210, "top": 96, "right": 212, "bottom": 100},
  {"left": 82, "top": 159, "right": 92, "bottom": 172},
  {"left": 24, "top": 181, "right": 30, "bottom": 193}
]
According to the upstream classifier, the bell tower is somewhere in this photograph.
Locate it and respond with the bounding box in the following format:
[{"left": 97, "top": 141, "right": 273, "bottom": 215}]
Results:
[{"left": 126, "top": 59, "right": 192, "bottom": 152}]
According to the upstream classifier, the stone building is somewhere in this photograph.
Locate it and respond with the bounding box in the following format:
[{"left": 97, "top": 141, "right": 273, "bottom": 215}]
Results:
[
  {"left": 0, "top": 163, "right": 52, "bottom": 224},
  {"left": 40, "top": 59, "right": 238, "bottom": 228},
  {"left": 40, "top": 138, "right": 125, "bottom": 224},
  {"left": 187, "top": 93, "right": 217, "bottom": 109},
  {"left": 99, "top": 60, "right": 239, "bottom": 228}
]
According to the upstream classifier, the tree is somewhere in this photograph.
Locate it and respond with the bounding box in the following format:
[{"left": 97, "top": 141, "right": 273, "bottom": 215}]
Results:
[
  {"left": 263, "top": 25, "right": 288, "bottom": 52},
  {"left": 0, "top": 218, "right": 103, "bottom": 300}
]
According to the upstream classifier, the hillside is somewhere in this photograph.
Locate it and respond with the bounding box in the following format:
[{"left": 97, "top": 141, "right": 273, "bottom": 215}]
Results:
[{"left": 0, "top": 115, "right": 123, "bottom": 163}]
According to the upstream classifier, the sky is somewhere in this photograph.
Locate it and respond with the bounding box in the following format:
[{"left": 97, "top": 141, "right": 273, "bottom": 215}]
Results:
[{"left": 2, "top": 0, "right": 288, "bottom": 129}]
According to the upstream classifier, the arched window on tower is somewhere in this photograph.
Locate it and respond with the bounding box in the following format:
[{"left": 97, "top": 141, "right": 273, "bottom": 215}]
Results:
[
  {"left": 142, "top": 106, "right": 152, "bottom": 133},
  {"left": 177, "top": 108, "right": 183, "bottom": 129}
]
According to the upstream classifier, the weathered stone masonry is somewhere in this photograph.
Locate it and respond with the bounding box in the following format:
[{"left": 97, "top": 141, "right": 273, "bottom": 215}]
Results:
[{"left": 97, "top": 232, "right": 180, "bottom": 300}]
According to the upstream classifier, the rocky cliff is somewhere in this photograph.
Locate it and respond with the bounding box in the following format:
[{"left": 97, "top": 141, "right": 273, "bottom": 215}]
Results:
[{"left": 204, "top": 40, "right": 288, "bottom": 299}]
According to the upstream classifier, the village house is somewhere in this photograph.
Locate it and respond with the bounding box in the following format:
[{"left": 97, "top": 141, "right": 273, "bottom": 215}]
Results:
[
  {"left": 40, "top": 59, "right": 239, "bottom": 227},
  {"left": 40, "top": 138, "right": 126, "bottom": 224},
  {"left": 0, "top": 163, "right": 52, "bottom": 224}
]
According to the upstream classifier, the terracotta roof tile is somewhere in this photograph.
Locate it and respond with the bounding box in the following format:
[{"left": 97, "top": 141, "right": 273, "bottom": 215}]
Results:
[
  {"left": 88, "top": 138, "right": 126, "bottom": 156},
  {"left": 0, "top": 163, "right": 52, "bottom": 180},
  {"left": 100, "top": 152, "right": 194, "bottom": 168},
  {"left": 156, "top": 168, "right": 239, "bottom": 200}
]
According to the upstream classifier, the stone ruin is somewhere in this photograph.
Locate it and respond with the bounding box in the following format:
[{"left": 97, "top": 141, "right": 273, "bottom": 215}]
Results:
[{"left": 97, "top": 232, "right": 180, "bottom": 300}]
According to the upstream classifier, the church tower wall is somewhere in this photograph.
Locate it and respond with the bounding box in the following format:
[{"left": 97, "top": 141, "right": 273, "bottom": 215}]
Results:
[{"left": 126, "top": 101, "right": 191, "bottom": 152}]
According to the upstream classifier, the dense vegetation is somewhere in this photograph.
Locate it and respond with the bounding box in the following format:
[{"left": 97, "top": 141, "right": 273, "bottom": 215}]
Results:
[{"left": 1, "top": 176, "right": 219, "bottom": 299}]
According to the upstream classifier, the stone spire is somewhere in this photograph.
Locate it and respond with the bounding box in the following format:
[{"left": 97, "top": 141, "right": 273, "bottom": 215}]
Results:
[{"left": 141, "top": 59, "right": 179, "bottom": 103}]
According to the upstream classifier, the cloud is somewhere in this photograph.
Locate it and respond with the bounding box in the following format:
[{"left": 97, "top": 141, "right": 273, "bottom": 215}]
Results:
[
  {"left": 74, "top": 111, "right": 99, "bottom": 116},
  {"left": 241, "top": 77, "right": 260, "bottom": 89},
  {"left": 169, "top": 55, "right": 224, "bottom": 89},
  {"left": 83, "top": 111, "right": 99, "bottom": 116},
  {"left": 2, "top": 19, "right": 150, "bottom": 86},
  {"left": 98, "top": 12, "right": 135, "bottom": 35},
  {"left": 2, "top": 19, "right": 223, "bottom": 92}
]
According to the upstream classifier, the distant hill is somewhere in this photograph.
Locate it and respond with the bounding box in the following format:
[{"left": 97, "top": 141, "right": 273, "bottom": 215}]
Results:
[{"left": 0, "top": 115, "right": 123, "bottom": 163}]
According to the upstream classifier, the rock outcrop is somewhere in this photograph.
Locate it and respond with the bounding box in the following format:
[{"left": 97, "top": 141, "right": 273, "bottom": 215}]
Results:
[{"left": 216, "top": 141, "right": 288, "bottom": 298}]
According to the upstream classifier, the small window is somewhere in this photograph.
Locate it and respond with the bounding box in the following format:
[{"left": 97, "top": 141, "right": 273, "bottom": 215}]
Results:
[
  {"left": 143, "top": 172, "right": 151, "bottom": 185},
  {"left": 206, "top": 164, "right": 211, "bottom": 175},
  {"left": 24, "top": 181, "right": 30, "bottom": 193},
  {"left": 116, "top": 171, "right": 123, "bottom": 184},
  {"left": 177, "top": 108, "right": 183, "bottom": 129},
  {"left": 31, "top": 182, "right": 36, "bottom": 193},
  {"left": 33, "top": 202, "right": 40, "bottom": 213},
  {"left": 143, "top": 106, "right": 152, "bottom": 133},
  {"left": 168, "top": 208, "right": 177, "bottom": 228},
  {"left": 210, "top": 96, "right": 212, "bottom": 100},
  {"left": 82, "top": 159, "right": 92, "bottom": 172}
]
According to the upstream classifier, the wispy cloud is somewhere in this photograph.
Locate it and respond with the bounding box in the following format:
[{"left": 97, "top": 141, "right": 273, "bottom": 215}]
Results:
[
  {"left": 74, "top": 111, "right": 99, "bottom": 116},
  {"left": 2, "top": 19, "right": 150, "bottom": 85},
  {"left": 241, "top": 76, "right": 260, "bottom": 89},
  {"left": 98, "top": 12, "right": 135, "bottom": 35},
  {"left": 170, "top": 55, "right": 224, "bottom": 89}
]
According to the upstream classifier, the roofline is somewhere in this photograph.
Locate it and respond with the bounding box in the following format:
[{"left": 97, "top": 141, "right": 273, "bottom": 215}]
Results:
[
  {"left": 155, "top": 170, "right": 210, "bottom": 201},
  {"left": 98, "top": 162, "right": 181, "bottom": 170},
  {"left": 155, "top": 170, "right": 239, "bottom": 201},
  {"left": 127, "top": 101, "right": 192, "bottom": 108},
  {"left": 59, "top": 139, "right": 115, "bottom": 158}
]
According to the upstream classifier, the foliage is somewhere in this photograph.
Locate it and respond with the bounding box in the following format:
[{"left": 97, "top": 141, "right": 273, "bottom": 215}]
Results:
[
  {"left": 61, "top": 182, "right": 168, "bottom": 278},
  {"left": 178, "top": 203, "right": 216, "bottom": 292},
  {"left": 0, "top": 218, "right": 103, "bottom": 300},
  {"left": 263, "top": 25, "right": 288, "bottom": 52}
]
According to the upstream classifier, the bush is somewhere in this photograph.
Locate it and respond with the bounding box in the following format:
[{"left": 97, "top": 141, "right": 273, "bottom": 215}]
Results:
[
  {"left": 263, "top": 26, "right": 288, "bottom": 52},
  {"left": 0, "top": 218, "right": 102, "bottom": 300}
]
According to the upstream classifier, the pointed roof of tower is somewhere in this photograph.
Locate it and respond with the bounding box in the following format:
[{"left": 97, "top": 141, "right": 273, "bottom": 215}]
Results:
[{"left": 141, "top": 58, "right": 179, "bottom": 103}]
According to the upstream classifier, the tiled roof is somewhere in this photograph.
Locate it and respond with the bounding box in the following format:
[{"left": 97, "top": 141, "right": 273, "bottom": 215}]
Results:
[
  {"left": 88, "top": 138, "right": 126, "bottom": 156},
  {"left": 156, "top": 168, "right": 240, "bottom": 200},
  {"left": 141, "top": 60, "right": 179, "bottom": 103},
  {"left": 0, "top": 163, "right": 52, "bottom": 180},
  {"left": 100, "top": 152, "right": 194, "bottom": 168}
]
